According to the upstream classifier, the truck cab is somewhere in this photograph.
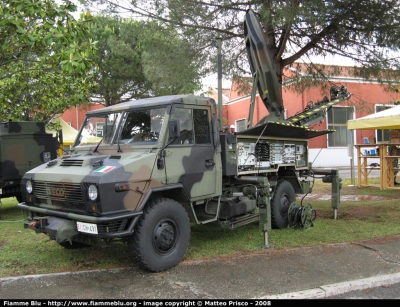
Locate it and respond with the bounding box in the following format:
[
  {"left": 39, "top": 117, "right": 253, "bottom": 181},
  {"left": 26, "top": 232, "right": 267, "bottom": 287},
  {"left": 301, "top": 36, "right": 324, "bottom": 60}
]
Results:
[{"left": 18, "top": 95, "right": 224, "bottom": 271}]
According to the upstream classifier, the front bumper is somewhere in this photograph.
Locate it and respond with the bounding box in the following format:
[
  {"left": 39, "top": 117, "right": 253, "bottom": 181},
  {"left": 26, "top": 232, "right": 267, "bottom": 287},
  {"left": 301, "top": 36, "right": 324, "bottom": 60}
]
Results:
[{"left": 18, "top": 202, "right": 143, "bottom": 239}]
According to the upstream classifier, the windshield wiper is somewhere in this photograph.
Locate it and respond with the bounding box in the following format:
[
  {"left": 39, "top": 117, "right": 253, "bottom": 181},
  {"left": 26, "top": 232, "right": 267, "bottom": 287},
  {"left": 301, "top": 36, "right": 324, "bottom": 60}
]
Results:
[
  {"left": 93, "top": 138, "right": 102, "bottom": 153},
  {"left": 93, "top": 126, "right": 114, "bottom": 153}
]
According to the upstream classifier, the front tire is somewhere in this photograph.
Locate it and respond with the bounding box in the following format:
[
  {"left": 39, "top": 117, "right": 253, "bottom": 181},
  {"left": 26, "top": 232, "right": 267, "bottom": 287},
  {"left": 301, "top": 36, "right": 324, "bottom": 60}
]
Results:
[
  {"left": 128, "top": 198, "right": 191, "bottom": 272},
  {"left": 271, "top": 180, "right": 296, "bottom": 229}
]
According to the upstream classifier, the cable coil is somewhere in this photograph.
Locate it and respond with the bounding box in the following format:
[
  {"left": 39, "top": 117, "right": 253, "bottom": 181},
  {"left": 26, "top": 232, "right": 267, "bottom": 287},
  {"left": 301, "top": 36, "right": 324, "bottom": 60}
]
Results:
[{"left": 288, "top": 202, "right": 316, "bottom": 229}]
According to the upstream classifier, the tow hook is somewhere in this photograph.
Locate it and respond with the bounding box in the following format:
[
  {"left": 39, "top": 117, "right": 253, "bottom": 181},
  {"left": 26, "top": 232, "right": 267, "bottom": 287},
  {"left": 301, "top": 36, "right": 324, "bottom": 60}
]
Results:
[
  {"left": 24, "top": 217, "right": 48, "bottom": 232},
  {"left": 29, "top": 220, "right": 40, "bottom": 228}
]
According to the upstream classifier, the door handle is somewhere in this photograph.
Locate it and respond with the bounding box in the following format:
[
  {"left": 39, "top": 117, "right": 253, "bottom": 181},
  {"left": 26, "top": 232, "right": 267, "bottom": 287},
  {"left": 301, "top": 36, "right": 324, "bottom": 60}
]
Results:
[{"left": 205, "top": 159, "right": 215, "bottom": 167}]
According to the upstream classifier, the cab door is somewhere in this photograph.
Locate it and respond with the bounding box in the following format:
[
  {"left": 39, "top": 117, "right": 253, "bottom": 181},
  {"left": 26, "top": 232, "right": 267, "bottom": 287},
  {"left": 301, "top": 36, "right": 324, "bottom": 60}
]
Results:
[{"left": 165, "top": 106, "right": 217, "bottom": 198}]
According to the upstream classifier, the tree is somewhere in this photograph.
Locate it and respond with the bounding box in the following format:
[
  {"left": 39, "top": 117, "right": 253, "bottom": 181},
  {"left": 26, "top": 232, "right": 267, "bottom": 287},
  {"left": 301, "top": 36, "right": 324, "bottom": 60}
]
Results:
[
  {"left": 81, "top": 0, "right": 400, "bottom": 93},
  {"left": 88, "top": 15, "right": 204, "bottom": 106},
  {"left": 0, "top": 0, "right": 97, "bottom": 122}
]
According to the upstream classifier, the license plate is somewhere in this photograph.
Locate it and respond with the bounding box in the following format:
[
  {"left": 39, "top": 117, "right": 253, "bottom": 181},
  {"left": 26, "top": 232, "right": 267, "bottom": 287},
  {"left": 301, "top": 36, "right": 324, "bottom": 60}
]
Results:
[{"left": 76, "top": 221, "right": 98, "bottom": 234}]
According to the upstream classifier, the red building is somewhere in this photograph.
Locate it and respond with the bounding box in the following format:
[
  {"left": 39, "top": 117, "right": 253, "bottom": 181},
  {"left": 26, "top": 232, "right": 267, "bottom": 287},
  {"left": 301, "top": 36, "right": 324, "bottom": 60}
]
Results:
[
  {"left": 61, "top": 104, "right": 104, "bottom": 131},
  {"left": 207, "top": 64, "right": 400, "bottom": 168},
  {"left": 60, "top": 64, "right": 400, "bottom": 168}
]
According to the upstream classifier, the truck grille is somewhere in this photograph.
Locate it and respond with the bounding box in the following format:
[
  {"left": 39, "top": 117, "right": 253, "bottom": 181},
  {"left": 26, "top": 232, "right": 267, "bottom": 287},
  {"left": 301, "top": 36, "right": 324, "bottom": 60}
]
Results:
[{"left": 33, "top": 181, "right": 84, "bottom": 202}]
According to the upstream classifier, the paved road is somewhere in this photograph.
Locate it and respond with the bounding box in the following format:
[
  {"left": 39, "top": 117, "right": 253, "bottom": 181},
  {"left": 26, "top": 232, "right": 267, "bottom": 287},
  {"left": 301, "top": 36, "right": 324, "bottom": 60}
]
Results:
[
  {"left": 1, "top": 234, "right": 400, "bottom": 299},
  {"left": 327, "top": 282, "right": 400, "bottom": 299}
]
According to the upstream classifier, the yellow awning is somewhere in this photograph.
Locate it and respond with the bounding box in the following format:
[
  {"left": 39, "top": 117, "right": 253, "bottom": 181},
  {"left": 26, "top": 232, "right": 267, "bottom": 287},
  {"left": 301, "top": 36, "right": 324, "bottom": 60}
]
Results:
[
  {"left": 46, "top": 117, "right": 78, "bottom": 145},
  {"left": 347, "top": 106, "right": 400, "bottom": 130}
]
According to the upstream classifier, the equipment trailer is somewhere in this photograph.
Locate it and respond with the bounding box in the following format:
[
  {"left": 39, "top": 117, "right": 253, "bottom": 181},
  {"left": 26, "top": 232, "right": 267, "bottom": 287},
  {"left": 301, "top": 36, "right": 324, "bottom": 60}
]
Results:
[{"left": 18, "top": 9, "right": 351, "bottom": 272}]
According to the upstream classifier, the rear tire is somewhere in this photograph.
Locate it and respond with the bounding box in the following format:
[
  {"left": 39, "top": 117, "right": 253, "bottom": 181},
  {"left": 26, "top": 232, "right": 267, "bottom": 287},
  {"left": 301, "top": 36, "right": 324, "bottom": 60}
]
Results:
[
  {"left": 128, "top": 198, "right": 191, "bottom": 272},
  {"left": 271, "top": 180, "right": 295, "bottom": 229}
]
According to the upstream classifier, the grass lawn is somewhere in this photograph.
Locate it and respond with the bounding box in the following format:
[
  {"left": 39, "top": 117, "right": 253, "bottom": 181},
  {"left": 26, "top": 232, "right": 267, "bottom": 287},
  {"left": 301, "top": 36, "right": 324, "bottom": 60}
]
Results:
[{"left": 1, "top": 177, "right": 400, "bottom": 278}]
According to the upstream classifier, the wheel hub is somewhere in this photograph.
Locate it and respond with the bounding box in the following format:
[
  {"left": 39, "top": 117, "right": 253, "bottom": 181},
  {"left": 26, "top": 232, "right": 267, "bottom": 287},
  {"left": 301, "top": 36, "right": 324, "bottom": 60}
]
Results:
[
  {"left": 154, "top": 221, "right": 176, "bottom": 252},
  {"left": 280, "top": 194, "right": 290, "bottom": 214}
]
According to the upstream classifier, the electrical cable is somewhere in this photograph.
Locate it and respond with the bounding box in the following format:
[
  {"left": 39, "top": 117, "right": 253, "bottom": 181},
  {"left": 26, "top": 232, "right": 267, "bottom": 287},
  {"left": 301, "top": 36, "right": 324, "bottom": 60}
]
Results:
[{"left": 289, "top": 204, "right": 317, "bottom": 228}]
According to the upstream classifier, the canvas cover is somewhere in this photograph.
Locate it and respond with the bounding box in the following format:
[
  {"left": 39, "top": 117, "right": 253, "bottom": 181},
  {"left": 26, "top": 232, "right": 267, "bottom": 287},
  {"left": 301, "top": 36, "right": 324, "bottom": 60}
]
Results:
[{"left": 347, "top": 106, "right": 400, "bottom": 130}]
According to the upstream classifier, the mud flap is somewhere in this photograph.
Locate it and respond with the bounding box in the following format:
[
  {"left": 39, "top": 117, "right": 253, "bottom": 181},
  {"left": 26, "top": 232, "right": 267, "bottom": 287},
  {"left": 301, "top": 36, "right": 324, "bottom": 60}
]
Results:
[{"left": 45, "top": 217, "right": 79, "bottom": 243}]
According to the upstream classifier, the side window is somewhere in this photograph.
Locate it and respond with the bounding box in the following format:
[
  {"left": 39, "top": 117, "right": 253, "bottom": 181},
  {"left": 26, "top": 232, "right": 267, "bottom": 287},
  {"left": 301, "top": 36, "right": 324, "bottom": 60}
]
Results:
[
  {"left": 171, "top": 108, "right": 194, "bottom": 144},
  {"left": 327, "top": 106, "right": 354, "bottom": 147},
  {"left": 193, "top": 109, "right": 211, "bottom": 144},
  {"left": 170, "top": 108, "right": 211, "bottom": 144}
]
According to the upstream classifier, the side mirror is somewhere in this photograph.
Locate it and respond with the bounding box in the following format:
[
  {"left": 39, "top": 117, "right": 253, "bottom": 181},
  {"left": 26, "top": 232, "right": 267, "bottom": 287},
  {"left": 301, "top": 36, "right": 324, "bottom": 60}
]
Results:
[
  {"left": 168, "top": 119, "right": 180, "bottom": 139},
  {"left": 157, "top": 156, "right": 164, "bottom": 170}
]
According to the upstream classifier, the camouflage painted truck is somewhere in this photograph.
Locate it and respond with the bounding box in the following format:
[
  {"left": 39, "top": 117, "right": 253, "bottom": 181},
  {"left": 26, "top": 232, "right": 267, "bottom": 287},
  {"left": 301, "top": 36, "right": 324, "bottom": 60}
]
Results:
[
  {"left": 18, "top": 10, "right": 350, "bottom": 272},
  {"left": 0, "top": 121, "right": 58, "bottom": 203}
]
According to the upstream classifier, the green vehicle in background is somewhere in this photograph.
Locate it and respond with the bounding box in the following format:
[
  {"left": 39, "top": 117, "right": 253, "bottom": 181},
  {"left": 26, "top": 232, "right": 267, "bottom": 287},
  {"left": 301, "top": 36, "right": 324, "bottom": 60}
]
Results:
[
  {"left": 0, "top": 121, "right": 58, "bottom": 203},
  {"left": 17, "top": 10, "right": 348, "bottom": 272}
]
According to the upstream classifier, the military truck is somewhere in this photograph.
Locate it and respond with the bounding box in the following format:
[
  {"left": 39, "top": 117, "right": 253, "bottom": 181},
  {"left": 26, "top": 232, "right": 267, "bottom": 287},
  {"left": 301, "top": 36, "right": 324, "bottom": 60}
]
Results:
[
  {"left": 17, "top": 10, "right": 351, "bottom": 272},
  {"left": 0, "top": 121, "right": 58, "bottom": 203}
]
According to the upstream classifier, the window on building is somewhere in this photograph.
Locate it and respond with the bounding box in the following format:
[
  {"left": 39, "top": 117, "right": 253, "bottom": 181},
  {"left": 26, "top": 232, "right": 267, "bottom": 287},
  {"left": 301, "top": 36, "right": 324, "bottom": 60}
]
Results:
[
  {"left": 235, "top": 118, "right": 247, "bottom": 132},
  {"left": 327, "top": 106, "right": 354, "bottom": 147},
  {"left": 376, "top": 105, "right": 395, "bottom": 143},
  {"left": 96, "top": 122, "right": 104, "bottom": 137}
]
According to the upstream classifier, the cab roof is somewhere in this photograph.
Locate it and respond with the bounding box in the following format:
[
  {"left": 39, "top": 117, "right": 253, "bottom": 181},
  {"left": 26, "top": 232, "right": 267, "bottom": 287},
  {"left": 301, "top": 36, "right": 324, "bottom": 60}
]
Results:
[{"left": 87, "top": 95, "right": 216, "bottom": 115}]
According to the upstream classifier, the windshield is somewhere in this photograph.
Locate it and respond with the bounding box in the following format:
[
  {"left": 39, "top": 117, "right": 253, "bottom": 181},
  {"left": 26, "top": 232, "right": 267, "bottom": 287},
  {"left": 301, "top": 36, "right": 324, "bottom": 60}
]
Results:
[
  {"left": 74, "top": 107, "right": 167, "bottom": 147},
  {"left": 75, "top": 112, "right": 122, "bottom": 146},
  {"left": 119, "top": 107, "right": 166, "bottom": 144}
]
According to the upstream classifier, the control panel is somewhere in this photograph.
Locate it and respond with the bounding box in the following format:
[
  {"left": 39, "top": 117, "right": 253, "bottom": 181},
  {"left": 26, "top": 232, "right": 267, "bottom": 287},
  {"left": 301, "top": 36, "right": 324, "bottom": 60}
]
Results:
[{"left": 237, "top": 140, "right": 307, "bottom": 171}]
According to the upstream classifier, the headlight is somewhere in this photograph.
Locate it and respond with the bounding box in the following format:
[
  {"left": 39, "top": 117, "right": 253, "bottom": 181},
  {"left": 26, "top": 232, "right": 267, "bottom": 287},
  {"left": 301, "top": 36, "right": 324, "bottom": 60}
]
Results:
[
  {"left": 26, "top": 180, "right": 33, "bottom": 194},
  {"left": 88, "top": 184, "right": 98, "bottom": 201}
]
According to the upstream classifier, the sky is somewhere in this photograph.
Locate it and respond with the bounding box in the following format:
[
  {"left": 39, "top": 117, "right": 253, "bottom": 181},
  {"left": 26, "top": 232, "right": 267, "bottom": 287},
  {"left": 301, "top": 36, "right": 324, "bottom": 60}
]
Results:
[{"left": 202, "top": 53, "right": 358, "bottom": 90}]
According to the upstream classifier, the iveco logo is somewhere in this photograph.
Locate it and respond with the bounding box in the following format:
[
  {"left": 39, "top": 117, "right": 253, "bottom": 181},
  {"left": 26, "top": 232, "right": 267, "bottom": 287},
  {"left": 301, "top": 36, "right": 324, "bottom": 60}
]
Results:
[{"left": 49, "top": 187, "right": 65, "bottom": 197}]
